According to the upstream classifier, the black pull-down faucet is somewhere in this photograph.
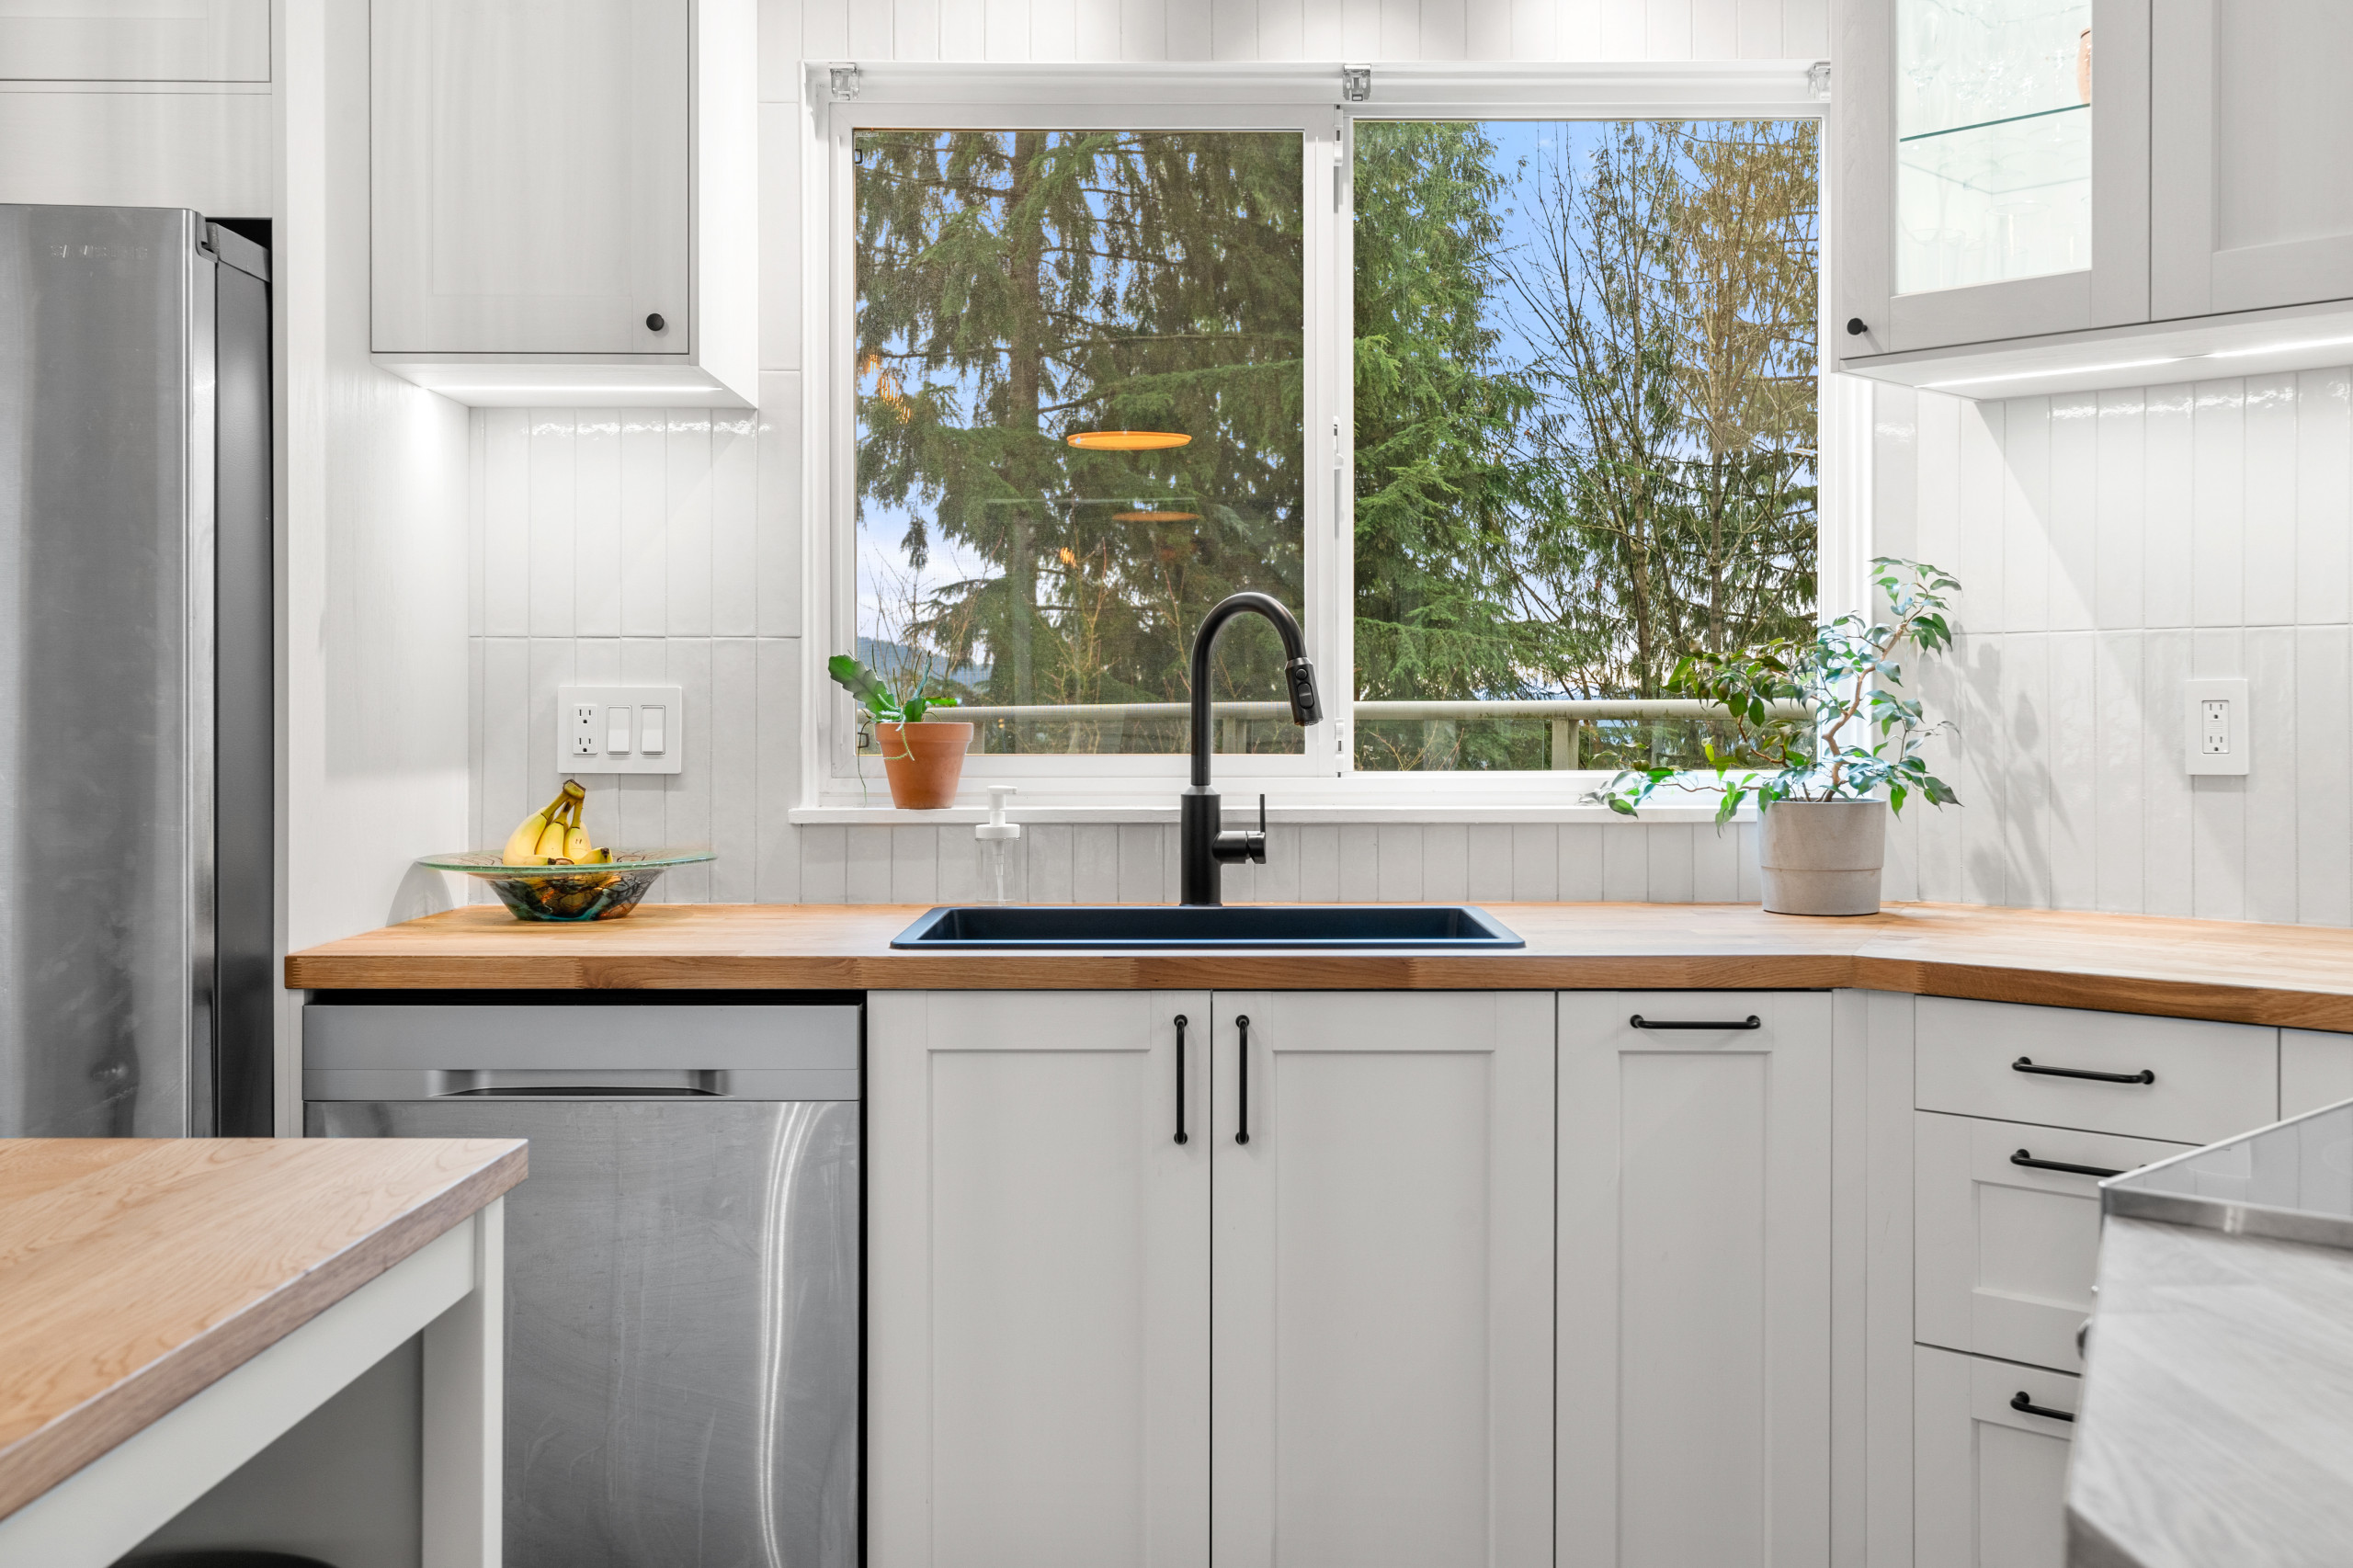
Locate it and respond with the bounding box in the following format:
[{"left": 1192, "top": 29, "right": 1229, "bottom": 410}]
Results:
[{"left": 1181, "top": 592, "right": 1322, "bottom": 906}]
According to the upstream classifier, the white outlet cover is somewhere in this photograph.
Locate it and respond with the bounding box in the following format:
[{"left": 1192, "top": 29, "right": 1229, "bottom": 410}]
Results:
[
  {"left": 2184, "top": 677, "right": 2250, "bottom": 777},
  {"left": 556, "top": 685, "right": 684, "bottom": 775}
]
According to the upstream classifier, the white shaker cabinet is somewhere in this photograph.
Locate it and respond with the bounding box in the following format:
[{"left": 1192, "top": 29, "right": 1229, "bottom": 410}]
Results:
[
  {"left": 1559, "top": 991, "right": 1834, "bottom": 1568},
  {"left": 2151, "top": 0, "right": 2353, "bottom": 318},
  {"left": 369, "top": 0, "right": 756, "bottom": 405},
  {"left": 1210, "top": 991, "right": 1555, "bottom": 1568},
  {"left": 1914, "top": 1346, "right": 2078, "bottom": 1568},
  {"left": 866, "top": 990, "right": 1211, "bottom": 1568},
  {"left": 869, "top": 988, "right": 1554, "bottom": 1568},
  {"left": 1836, "top": 0, "right": 2151, "bottom": 358}
]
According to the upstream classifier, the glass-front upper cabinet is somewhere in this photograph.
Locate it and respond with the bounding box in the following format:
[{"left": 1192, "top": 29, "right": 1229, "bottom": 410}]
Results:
[
  {"left": 1897, "top": 0, "right": 2090, "bottom": 293},
  {"left": 1836, "top": 0, "right": 2149, "bottom": 359}
]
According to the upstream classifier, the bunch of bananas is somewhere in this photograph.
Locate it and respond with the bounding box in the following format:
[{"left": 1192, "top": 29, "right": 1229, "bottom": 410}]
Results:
[{"left": 500, "top": 781, "right": 612, "bottom": 867}]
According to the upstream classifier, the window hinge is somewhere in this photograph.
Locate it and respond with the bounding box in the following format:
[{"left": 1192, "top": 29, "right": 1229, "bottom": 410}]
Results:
[
  {"left": 830, "top": 62, "right": 861, "bottom": 101},
  {"left": 1807, "top": 61, "right": 1831, "bottom": 100},
  {"left": 1340, "top": 65, "right": 1370, "bottom": 103}
]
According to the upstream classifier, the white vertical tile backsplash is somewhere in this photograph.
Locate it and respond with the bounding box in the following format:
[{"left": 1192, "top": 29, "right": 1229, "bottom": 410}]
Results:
[
  {"left": 1894, "top": 369, "right": 2353, "bottom": 928},
  {"left": 460, "top": 3, "right": 2353, "bottom": 923}
]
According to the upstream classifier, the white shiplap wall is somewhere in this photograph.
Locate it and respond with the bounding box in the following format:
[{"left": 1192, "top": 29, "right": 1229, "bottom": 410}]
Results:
[
  {"left": 467, "top": 0, "right": 1826, "bottom": 906},
  {"left": 1875, "top": 374, "right": 2353, "bottom": 925}
]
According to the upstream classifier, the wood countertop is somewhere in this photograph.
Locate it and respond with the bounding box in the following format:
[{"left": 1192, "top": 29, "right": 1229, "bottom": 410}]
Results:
[
  {"left": 0, "top": 1137, "right": 525, "bottom": 1522},
  {"left": 288, "top": 901, "right": 2353, "bottom": 1031}
]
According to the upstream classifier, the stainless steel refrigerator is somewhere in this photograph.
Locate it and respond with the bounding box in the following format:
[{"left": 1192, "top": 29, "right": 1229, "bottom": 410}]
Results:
[{"left": 0, "top": 204, "right": 273, "bottom": 1138}]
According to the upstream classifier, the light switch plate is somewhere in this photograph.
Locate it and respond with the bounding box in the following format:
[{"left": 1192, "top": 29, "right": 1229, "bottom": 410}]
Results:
[
  {"left": 556, "top": 684, "right": 684, "bottom": 775},
  {"left": 2184, "top": 677, "right": 2250, "bottom": 776}
]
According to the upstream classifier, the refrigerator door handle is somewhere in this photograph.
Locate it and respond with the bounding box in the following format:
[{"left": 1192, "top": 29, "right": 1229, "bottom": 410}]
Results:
[{"left": 428, "top": 1068, "right": 728, "bottom": 1097}]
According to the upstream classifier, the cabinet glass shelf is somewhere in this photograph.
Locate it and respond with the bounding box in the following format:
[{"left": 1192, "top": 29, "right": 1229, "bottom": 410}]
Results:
[{"left": 1895, "top": 0, "right": 2092, "bottom": 294}]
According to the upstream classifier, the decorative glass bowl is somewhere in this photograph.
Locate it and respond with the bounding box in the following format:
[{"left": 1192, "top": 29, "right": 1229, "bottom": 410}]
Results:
[{"left": 418, "top": 848, "right": 716, "bottom": 922}]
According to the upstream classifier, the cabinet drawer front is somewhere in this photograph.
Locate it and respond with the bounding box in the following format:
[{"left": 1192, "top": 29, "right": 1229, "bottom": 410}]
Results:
[
  {"left": 1915, "top": 997, "right": 2275, "bottom": 1143},
  {"left": 1914, "top": 1346, "right": 2077, "bottom": 1568},
  {"left": 1915, "top": 1113, "right": 2193, "bottom": 1373}
]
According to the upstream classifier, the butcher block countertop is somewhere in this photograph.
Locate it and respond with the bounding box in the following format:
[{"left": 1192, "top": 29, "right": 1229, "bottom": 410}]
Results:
[
  {"left": 0, "top": 1137, "right": 524, "bottom": 1522},
  {"left": 288, "top": 901, "right": 2353, "bottom": 1031}
]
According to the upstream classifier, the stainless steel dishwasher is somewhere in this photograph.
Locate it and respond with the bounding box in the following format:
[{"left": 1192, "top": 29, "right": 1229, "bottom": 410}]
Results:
[{"left": 303, "top": 993, "right": 860, "bottom": 1568}]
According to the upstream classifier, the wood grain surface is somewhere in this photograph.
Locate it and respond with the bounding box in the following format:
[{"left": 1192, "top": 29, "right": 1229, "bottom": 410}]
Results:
[
  {"left": 0, "top": 1137, "right": 525, "bottom": 1521},
  {"left": 287, "top": 901, "right": 2353, "bottom": 1029}
]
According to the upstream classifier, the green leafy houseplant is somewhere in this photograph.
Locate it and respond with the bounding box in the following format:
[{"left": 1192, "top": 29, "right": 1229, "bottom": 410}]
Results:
[
  {"left": 1595, "top": 558, "right": 1963, "bottom": 825},
  {"left": 830, "top": 653, "right": 971, "bottom": 810},
  {"left": 826, "top": 653, "right": 960, "bottom": 730}
]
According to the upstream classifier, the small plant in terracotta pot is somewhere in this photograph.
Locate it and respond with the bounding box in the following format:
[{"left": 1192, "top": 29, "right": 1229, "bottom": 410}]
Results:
[
  {"left": 828, "top": 653, "right": 973, "bottom": 810},
  {"left": 1593, "top": 558, "right": 1963, "bottom": 915}
]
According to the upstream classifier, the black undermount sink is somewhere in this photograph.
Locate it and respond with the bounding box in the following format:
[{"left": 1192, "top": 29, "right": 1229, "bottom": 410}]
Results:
[{"left": 890, "top": 903, "right": 1526, "bottom": 949}]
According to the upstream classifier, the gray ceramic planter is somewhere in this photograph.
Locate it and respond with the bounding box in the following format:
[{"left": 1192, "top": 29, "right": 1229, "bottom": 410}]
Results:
[{"left": 1759, "top": 799, "right": 1888, "bottom": 915}]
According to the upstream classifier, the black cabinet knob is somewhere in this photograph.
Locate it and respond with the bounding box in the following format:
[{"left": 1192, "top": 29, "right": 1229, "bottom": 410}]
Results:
[
  {"left": 645, "top": 312, "right": 667, "bottom": 332},
  {"left": 1845, "top": 317, "right": 1868, "bottom": 335}
]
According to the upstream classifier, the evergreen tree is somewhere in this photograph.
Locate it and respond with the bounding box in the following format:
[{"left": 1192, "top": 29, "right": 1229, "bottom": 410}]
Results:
[{"left": 854, "top": 130, "right": 1304, "bottom": 753}]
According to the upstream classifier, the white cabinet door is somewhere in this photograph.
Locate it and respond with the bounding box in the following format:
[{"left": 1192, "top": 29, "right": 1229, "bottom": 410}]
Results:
[
  {"left": 1836, "top": 0, "right": 2151, "bottom": 358},
  {"left": 370, "top": 0, "right": 690, "bottom": 354},
  {"left": 868, "top": 991, "right": 1211, "bottom": 1568},
  {"left": 1559, "top": 992, "right": 1833, "bottom": 1568},
  {"left": 0, "top": 0, "right": 267, "bottom": 82},
  {"left": 2152, "top": 0, "right": 2353, "bottom": 317},
  {"left": 1210, "top": 991, "right": 1554, "bottom": 1568},
  {"left": 1914, "top": 1111, "right": 2192, "bottom": 1373},
  {"left": 1914, "top": 1346, "right": 2077, "bottom": 1568}
]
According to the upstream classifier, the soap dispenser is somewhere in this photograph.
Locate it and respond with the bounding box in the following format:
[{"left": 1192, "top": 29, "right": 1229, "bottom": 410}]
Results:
[{"left": 975, "top": 786, "right": 1020, "bottom": 905}]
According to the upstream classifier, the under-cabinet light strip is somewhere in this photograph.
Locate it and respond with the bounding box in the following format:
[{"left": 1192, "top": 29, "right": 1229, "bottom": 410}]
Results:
[
  {"left": 1922, "top": 357, "right": 2184, "bottom": 390},
  {"left": 1923, "top": 334, "right": 2353, "bottom": 392}
]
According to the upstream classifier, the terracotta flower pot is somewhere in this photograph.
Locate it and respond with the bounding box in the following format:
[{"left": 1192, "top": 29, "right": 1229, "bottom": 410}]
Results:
[
  {"left": 875, "top": 721, "right": 973, "bottom": 810},
  {"left": 1759, "top": 799, "right": 1888, "bottom": 916}
]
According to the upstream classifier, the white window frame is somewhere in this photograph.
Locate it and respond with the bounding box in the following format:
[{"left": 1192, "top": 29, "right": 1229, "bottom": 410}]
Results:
[{"left": 798, "top": 61, "right": 1847, "bottom": 820}]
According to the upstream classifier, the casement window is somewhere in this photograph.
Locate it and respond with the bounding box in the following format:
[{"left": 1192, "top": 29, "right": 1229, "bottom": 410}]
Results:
[{"left": 810, "top": 64, "right": 1836, "bottom": 812}]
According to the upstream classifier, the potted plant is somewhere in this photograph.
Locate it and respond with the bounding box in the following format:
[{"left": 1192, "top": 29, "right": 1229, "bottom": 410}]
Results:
[
  {"left": 1594, "top": 558, "right": 1962, "bottom": 916},
  {"left": 828, "top": 654, "right": 972, "bottom": 810}
]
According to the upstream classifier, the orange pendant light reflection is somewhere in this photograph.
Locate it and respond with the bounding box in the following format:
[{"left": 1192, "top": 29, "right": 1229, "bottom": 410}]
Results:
[
  {"left": 1111, "top": 509, "right": 1202, "bottom": 522},
  {"left": 1065, "top": 430, "right": 1192, "bottom": 451}
]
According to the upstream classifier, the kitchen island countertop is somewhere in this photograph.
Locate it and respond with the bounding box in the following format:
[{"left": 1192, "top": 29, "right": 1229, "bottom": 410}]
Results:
[
  {"left": 288, "top": 900, "right": 2353, "bottom": 1030},
  {"left": 0, "top": 1137, "right": 524, "bottom": 1537}
]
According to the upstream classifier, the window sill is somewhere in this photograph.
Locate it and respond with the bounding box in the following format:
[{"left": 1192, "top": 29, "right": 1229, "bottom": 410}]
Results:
[{"left": 788, "top": 801, "right": 1751, "bottom": 826}]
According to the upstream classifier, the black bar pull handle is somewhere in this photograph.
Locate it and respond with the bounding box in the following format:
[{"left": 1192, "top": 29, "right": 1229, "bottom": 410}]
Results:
[
  {"left": 2010, "top": 1391, "right": 2075, "bottom": 1423},
  {"left": 2012, "top": 1148, "right": 2123, "bottom": 1179},
  {"left": 1235, "top": 1015, "right": 1251, "bottom": 1145},
  {"left": 1631, "top": 1014, "right": 1762, "bottom": 1031},
  {"left": 1174, "top": 1015, "right": 1189, "bottom": 1145},
  {"left": 2013, "top": 1056, "right": 2155, "bottom": 1085}
]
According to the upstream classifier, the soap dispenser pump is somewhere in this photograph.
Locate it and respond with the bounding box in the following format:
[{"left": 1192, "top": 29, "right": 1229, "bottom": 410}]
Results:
[{"left": 975, "top": 786, "right": 1020, "bottom": 905}]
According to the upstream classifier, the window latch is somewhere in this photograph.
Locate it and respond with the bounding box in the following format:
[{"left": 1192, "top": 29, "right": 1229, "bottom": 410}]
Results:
[
  {"left": 1340, "top": 65, "right": 1370, "bottom": 103},
  {"left": 830, "top": 63, "right": 861, "bottom": 101},
  {"left": 1807, "top": 62, "right": 1831, "bottom": 100}
]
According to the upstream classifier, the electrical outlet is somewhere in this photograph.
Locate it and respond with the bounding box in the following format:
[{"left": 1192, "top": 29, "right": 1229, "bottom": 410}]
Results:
[
  {"left": 556, "top": 685, "right": 684, "bottom": 775},
  {"left": 2184, "top": 678, "right": 2249, "bottom": 776}
]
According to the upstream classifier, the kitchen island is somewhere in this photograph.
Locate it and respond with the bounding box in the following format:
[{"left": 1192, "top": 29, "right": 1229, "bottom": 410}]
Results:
[
  {"left": 0, "top": 1137, "right": 523, "bottom": 1567},
  {"left": 2070, "top": 1101, "right": 2353, "bottom": 1568},
  {"left": 290, "top": 899, "right": 2353, "bottom": 1028}
]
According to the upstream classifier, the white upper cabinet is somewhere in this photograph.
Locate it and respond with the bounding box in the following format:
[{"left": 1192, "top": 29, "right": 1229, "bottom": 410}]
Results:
[
  {"left": 0, "top": 1, "right": 267, "bottom": 82},
  {"left": 369, "top": 0, "right": 756, "bottom": 406},
  {"left": 2150, "top": 0, "right": 2353, "bottom": 318},
  {"left": 1838, "top": 0, "right": 2150, "bottom": 358},
  {"left": 1837, "top": 0, "right": 2353, "bottom": 396}
]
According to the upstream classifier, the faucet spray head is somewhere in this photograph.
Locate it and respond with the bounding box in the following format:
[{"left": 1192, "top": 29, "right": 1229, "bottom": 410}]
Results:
[{"left": 1284, "top": 657, "right": 1323, "bottom": 725}]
